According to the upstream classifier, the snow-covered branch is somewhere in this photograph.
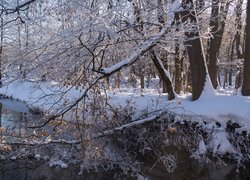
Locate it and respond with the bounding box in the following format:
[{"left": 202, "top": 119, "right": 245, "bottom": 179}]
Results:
[
  {"left": 99, "top": 0, "right": 182, "bottom": 75},
  {"left": 93, "top": 109, "right": 170, "bottom": 138},
  {"left": 2, "top": 139, "right": 81, "bottom": 146}
]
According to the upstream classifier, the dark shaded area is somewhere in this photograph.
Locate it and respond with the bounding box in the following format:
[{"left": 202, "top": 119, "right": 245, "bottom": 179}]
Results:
[
  {"left": 143, "top": 148, "right": 250, "bottom": 180},
  {"left": 0, "top": 155, "right": 249, "bottom": 180},
  {"left": 0, "top": 160, "right": 121, "bottom": 180}
]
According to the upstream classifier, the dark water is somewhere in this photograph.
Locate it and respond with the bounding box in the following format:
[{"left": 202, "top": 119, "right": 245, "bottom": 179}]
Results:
[
  {"left": 0, "top": 160, "right": 116, "bottom": 180},
  {"left": 0, "top": 98, "right": 29, "bottom": 131},
  {"left": 142, "top": 151, "right": 250, "bottom": 180},
  {"left": 0, "top": 157, "right": 249, "bottom": 180},
  {"left": 0, "top": 99, "right": 250, "bottom": 180}
]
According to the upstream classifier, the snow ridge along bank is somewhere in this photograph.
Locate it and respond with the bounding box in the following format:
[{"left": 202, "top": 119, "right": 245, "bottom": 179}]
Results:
[{"left": 0, "top": 80, "right": 249, "bottom": 160}]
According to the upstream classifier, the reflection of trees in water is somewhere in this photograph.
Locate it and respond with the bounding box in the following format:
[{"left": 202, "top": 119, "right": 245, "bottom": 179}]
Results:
[
  {"left": 1, "top": 107, "right": 27, "bottom": 135},
  {"left": 0, "top": 159, "right": 249, "bottom": 180},
  {"left": 0, "top": 160, "right": 115, "bottom": 180},
  {"left": 0, "top": 100, "right": 31, "bottom": 150}
]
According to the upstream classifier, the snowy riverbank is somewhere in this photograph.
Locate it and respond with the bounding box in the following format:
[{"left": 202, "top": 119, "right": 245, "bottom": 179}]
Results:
[{"left": 0, "top": 80, "right": 249, "bottom": 162}]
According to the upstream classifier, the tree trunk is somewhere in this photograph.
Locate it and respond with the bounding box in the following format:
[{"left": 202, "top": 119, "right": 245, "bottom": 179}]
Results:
[
  {"left": 157, "top": 0, "right": 165, "bottom": 25},
  {"left": 217, "top": 67, "right": 221, "bottom": 87},
  {"left": 207, "top": 0, "right": 229, "bottom": 88},
  {"left": 157, "top": 0, "right": 169, "bottom": 93},
  {"left": 235, "top": 68, "right": 242, "bottom": 89},
  {"left": 242, "top": 0, "right": 250, "bottom": 95},
  {"left": 229, "top": 38, "right": 235, "bottom": 87},
  {"left": 150, "top": 50, "right": 175, "bottom": 100},
  {"left": 180, "top": 0, "right": 207, "bottom": 100},
  {"left": 174, "top": 43, "right": 182, "bottom": 94},
  {"left": 115, "top": 72, "right": 121, "bottom": 89},
  {"left": 206, "top": 0, "right": 219, "bottom": 88},
  {"left": 140, "top": 67, "right": 145, "bottom": 89},
  {"left": 235, "top": 0, "right": 244, "bottom": 59},
  {"left": 223, "top": 69, "right": 228, "bottom": 89}
]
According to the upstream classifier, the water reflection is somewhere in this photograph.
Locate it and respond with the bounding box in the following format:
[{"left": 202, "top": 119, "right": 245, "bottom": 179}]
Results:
[
  {"left": 142, "top": 148, "right": 250, "bottom": 180},
  {"left": 145, "top": 160, "right": 250, "bottom": 180},
  {"left": 0, "top": 160, "right": 119, "bottom": 180},
  {"left": 0, "top": 158, "right": 249, "bottom": 180},
  {"left": 0, "top": 98, "right": 29, "bottom": 134}
]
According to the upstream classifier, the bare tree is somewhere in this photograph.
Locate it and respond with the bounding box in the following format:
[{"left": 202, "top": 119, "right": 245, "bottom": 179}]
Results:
[
  {"left": 207, "top": 0, "right": 230, "bottom": 88},
  {"left": 179, "top": 0, "right": 207, "bottom": 100},
  {"left": 242, "top": 0, "right": 250, "bottom": 95}
]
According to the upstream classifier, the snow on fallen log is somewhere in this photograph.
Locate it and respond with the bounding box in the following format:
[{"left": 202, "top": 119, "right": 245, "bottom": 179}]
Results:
[{"left": 93, "top": 110, "right": 171, "bottom": 138}]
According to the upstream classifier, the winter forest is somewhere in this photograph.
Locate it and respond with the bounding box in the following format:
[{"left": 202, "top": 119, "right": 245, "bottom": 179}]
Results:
[{"left": 0, "top": 0, "right": 250, "bottom": 179}]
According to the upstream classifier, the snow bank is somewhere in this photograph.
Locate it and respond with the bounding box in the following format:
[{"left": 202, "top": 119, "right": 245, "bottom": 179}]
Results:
[
  {"left": 0, "top": 80, "right": 82, "bottom": 113},
  {"left": 0, "top": 79, "right": 249, "bottom": 157}
]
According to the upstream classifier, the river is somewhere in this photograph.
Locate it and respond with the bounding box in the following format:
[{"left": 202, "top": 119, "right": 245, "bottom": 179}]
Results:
[{"left": 0, "top": 98, "right": 249, "bottom": 180}]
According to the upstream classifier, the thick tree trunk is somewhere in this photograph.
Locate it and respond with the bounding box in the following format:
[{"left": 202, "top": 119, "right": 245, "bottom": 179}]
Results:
[
  {"left": 185, "top": 39, "right": 206, "bottom": 100},
  {"left": 242, "top": 0, "right": 250, "bottom": 95},
  {"left": 207, "top": 0, "right": 229, "bottom": 88},
  {"left": 173, "top": 5, "right": 183, "bottom": 94},
  {"left": 207, "top": 0, "right": 219, "bottom": 88},
  {"left": 150, "top": 50, "right": 175, "bottom": 100},
  {"left": 180, "top": 0, "right": 207, "bottom": 100}
]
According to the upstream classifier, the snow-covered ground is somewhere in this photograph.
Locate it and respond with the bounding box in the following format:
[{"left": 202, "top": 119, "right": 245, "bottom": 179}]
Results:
[
  {"left": 0, "top": 79, "right": 249, "bottom": 165},
  {"left": 0, "top": 80, "right": 82, "bottom": 114},
  {"left": 108, "top": 87, "right": 250, "bottom": 157},
  {"left": 109, "top": 88, "right": 250, "bottom": 131},
  {"left": 0, "top": 80, "right": 249, "bottom": 131}
]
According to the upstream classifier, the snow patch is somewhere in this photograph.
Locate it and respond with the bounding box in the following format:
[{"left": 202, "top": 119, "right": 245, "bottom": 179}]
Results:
[
  {"left": 197, "top": 139, "right": 207, "bottom": 155},
  {"left": 208, "top": 128, "right": 237, "bottom": 155},
  {"left": 49, "top": 159, "right": 68, "bottom": 169}
]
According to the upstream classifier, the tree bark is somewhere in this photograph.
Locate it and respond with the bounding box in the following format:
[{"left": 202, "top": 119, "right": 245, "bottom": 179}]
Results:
[
  {"left": 229, "top": 38, "right": 235, "bottom": 87},
  {"left": 235, "top": 0, "right": 244, "bottom": 59},
  {"left": 174, "top": 43, "right": 182, "bottom": 94},
  {"left": 157, "top": 0, "right": 169, "bottom": 93},
  {"left": 207, "top": 0, "right": 229, "bottom": 88},
  {"left": 242, "top": 0, "right": 250, "bottom": 95},
  {"left": 150, "top": 50, "right": 175, "bottom": 100},
  {"left": 180, "top": 0, "right": 207, "bottom": 100}
]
